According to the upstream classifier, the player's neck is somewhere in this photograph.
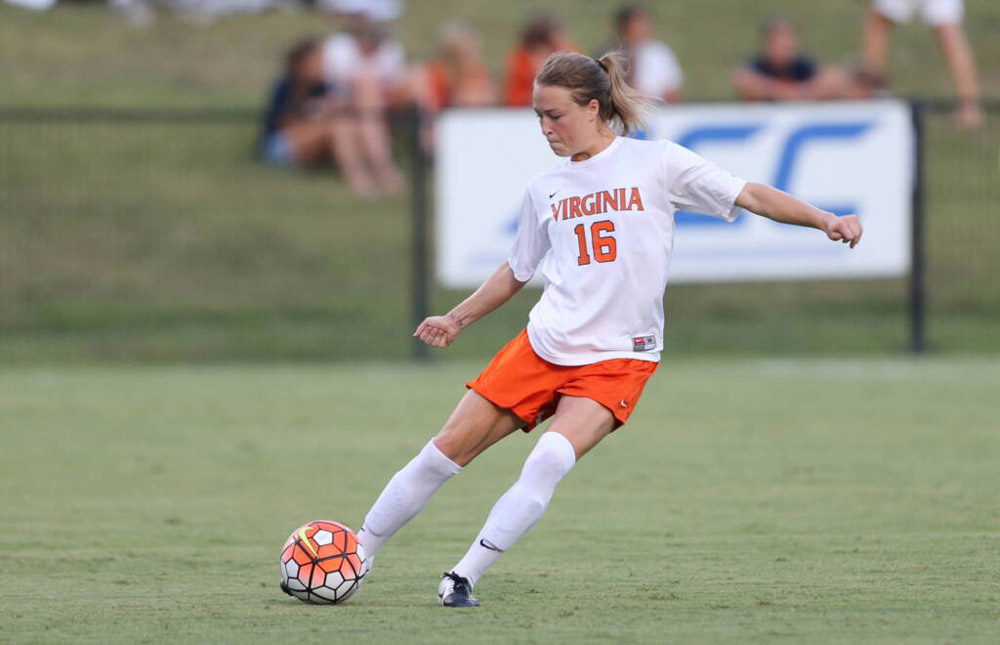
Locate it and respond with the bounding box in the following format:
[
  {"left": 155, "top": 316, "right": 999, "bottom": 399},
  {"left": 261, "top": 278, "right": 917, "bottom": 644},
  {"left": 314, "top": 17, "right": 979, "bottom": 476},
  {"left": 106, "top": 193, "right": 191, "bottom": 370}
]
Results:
[{"left": 570, "top": 129, "right": 617, "bottom": 162}]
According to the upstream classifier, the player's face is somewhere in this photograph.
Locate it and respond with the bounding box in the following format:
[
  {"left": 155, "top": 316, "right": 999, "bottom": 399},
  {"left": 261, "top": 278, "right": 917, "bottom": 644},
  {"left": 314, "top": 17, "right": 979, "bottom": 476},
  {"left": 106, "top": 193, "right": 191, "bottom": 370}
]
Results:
[
  {"left": 764, "top": 24, "right": 799, "bottom": 67},
  {"left": 532, "top": 84, "right": 600, "bottom": 158},
  {"left": 620, "top": 12, "right": 651, "bottom": 45},
  {"left": 298, "top": 49, "right": 324, "bottom": 84}
]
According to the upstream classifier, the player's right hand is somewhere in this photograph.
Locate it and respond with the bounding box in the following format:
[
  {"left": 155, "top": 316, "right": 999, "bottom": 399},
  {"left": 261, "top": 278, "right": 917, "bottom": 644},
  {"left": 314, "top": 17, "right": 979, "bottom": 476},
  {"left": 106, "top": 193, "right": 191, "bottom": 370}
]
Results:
[
  {"left": 413, "top": 315, "right": 461, "bottom": 348},
  {"left": 825, "top": 214, "right": 863, "bottom": 249}
]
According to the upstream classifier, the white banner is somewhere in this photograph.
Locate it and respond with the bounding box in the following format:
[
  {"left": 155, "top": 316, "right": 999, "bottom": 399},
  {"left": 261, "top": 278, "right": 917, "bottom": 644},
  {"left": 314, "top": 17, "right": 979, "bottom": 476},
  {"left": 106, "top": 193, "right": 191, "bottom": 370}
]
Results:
[{"left": 436, "top": 101, "right": 913, "bottom": 288}]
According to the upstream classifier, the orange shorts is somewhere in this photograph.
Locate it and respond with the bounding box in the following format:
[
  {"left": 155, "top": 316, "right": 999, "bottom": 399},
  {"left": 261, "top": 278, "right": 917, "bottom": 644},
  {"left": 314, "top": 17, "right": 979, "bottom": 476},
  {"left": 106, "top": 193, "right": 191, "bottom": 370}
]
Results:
[{"left": 467, "top": 330, "right": 659, "bottom": 432}]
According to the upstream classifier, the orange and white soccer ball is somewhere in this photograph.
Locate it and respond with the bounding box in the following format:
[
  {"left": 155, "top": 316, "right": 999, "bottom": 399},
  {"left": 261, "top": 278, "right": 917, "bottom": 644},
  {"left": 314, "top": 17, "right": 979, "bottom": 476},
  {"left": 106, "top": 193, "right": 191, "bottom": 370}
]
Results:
[{"left": 279, "top": 520, "right": 370, "bottom": 604}]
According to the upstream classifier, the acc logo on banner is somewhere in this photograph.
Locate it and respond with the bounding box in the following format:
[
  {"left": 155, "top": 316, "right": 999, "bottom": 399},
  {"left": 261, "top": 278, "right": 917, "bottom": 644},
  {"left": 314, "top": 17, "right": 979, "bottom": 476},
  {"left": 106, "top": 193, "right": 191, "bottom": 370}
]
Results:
[{"left": 437, "top": 101, "right": 913, "bottom": 288}]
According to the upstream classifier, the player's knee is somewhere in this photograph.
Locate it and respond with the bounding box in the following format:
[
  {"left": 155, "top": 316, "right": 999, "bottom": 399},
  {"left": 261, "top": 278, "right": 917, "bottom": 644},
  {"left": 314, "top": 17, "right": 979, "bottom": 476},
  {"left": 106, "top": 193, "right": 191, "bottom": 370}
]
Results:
[{"left": 520, "top": 432, "right": 577, "bottom": 487}]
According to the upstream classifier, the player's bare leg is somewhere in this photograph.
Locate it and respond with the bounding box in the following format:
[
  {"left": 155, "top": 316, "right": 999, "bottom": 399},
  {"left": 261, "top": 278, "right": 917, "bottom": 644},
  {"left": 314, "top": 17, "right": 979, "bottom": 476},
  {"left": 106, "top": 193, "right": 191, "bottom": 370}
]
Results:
[
  {"left": 354, "top": 73, "right": 406, "bottom": 195},
  {"left": 282, "top": 121, "right": 336, "bottom": 165},
  {"left": 545, "top": 395, "right": 617, "bottom": 459},
  {"left": 862, "top": 10, "right": 894, "bottom": 79},
  {"left": 330, "top": 109, "right": 377, "bottom": 197},
  {"left": 433, "top": 390, "right": 524, "bottom": 466},
  {"left": 442, "top": 396, "right": 614, "bottom": 606},
  {"left": 933, "top": 24, "right": 984, "bottom": 129},
  {"left": 357, "top": 391, "right": 521, "bottom": 558}
]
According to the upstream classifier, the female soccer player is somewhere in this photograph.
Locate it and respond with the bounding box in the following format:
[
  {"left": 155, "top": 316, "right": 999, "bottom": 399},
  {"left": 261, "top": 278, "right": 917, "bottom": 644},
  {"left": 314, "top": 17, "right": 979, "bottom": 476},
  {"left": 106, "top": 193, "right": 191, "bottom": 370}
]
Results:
[{"left": 354, "top": 51, "right": 863, "bottom": 607}]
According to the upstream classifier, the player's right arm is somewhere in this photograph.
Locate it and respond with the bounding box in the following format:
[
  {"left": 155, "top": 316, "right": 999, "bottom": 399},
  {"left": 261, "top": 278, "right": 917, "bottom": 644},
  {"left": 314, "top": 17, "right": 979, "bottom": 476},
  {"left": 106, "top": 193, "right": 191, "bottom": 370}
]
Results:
[{"left": 413, "top": 262, "right": 527, "bottom": 348}]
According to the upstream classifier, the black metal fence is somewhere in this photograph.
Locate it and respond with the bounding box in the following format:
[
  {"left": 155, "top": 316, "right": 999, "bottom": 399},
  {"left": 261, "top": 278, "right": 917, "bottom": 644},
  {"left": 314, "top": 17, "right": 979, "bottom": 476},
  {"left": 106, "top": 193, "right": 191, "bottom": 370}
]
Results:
[{"left": 0, "top": 102, "right": 996, "bottom": 362}]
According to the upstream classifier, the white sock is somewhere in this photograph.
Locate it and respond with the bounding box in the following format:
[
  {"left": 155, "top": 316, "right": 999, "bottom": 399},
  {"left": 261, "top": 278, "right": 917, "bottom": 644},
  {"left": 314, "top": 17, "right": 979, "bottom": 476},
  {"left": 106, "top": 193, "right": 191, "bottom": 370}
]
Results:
[
  {"left": 451, "top": 432, "right": 576, "bottom": 587},
  {"left": 357, "top": 439, "right": 462, "bottom": 557}
]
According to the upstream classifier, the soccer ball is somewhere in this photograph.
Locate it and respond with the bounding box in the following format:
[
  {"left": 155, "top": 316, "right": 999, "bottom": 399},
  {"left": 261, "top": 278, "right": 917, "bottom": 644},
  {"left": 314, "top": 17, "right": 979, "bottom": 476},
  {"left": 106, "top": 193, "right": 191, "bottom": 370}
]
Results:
[{"left": 279, "top": 520, "right": 370, "bottom": 604}]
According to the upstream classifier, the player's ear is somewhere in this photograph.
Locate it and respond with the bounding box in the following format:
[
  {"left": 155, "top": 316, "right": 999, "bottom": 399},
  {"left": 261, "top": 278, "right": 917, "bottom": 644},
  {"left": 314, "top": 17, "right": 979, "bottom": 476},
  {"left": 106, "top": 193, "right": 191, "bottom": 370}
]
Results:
[{"left": 588, "top": 98, "right": 600, "bottom": 121}]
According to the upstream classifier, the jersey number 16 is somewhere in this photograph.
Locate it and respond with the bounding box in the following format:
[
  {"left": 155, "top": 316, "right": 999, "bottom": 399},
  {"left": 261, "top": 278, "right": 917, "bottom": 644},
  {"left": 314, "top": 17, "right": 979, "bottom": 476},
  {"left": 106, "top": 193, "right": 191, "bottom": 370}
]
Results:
[{"left": 573, "top": 220, "right": 617, "bottom": 266}]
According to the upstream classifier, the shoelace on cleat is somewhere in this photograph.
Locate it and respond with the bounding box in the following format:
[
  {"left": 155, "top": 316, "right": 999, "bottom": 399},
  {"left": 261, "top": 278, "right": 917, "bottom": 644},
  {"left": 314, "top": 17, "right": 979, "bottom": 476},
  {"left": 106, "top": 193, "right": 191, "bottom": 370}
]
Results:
[{"left": 442, "top": 571, "right": 473, "bottom": 595}]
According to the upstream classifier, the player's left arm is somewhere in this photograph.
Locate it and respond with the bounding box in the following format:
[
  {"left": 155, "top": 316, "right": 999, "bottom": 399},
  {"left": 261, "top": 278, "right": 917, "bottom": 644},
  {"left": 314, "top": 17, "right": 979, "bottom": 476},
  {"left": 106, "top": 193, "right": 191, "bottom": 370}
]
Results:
[{"left": 735, "top": 182, "right": 863, "bottom": 248}]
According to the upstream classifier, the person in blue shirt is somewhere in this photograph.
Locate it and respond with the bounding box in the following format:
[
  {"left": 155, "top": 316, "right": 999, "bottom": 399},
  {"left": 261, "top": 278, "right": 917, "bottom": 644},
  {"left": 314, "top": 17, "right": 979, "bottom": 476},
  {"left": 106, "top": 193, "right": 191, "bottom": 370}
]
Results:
[
  {"left": 260, "top": 39, "right": 341, "bottom": 169},
  {"left": 735, "top": 18, "right": 849, "bottom": 102}
]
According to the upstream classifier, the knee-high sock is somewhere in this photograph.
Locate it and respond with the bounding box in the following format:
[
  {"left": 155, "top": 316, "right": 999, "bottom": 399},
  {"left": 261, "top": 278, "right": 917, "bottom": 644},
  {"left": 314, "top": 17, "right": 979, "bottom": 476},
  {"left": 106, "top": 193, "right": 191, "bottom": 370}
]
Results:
[
  {"left": 357, "top": 439, "right": 462, "bottom": 557},
  {"left": 451, "top": 432, "right": 576, "bottom": 587}
]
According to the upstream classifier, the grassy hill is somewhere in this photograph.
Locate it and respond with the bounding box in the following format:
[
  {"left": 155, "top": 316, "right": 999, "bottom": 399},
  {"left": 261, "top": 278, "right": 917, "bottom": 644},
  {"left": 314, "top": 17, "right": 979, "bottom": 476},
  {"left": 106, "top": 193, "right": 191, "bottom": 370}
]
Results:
[
  {"left": 2, "top": 1, "right": 999, "bottom": 108},
  {"left": 0, "top": 1, "right": 997, "bottom": 362}
]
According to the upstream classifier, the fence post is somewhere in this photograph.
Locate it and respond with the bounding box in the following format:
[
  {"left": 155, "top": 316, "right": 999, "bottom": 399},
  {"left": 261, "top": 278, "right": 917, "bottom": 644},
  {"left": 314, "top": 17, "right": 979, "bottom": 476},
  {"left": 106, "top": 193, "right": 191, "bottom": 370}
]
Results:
[
  {"left": 908, "top": 99, "right": 927, "bottom": 354},
  {"left": 409, "top": 105, "right": 430, "bottom": 361}
]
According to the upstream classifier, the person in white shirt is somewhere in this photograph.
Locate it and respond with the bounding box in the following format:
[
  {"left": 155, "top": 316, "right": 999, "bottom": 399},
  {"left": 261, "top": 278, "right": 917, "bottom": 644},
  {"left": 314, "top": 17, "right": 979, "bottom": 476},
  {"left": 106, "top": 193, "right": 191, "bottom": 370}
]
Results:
[
  {"left": 614, "top": 5, "right": 683, "bottom": 103},
  {"left": 349, "top": 51, "right": 862, "bottom": 608},
  {"left": 863, "top": 0, "right": 984, "bottom": 128},
  {"left": 321, "top": 13, "right": 408, "bottom": 196}
]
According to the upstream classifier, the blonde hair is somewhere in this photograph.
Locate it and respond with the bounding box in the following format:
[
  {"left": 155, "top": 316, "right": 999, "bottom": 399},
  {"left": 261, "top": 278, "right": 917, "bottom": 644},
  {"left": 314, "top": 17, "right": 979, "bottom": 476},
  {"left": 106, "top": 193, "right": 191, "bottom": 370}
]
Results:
[{"left": 535, "top": 51, "right": 650, "bottom": 135}]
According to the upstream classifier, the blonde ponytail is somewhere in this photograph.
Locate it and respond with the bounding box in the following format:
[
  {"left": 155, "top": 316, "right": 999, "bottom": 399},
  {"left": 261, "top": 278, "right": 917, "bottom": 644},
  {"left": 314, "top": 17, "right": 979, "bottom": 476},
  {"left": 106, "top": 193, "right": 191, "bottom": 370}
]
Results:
[
  {"left": 596, "top": 52, "right": 650, "bottom": 135},
  {"left": 536, "top": 51, "right": 651, "bottom": 135}
]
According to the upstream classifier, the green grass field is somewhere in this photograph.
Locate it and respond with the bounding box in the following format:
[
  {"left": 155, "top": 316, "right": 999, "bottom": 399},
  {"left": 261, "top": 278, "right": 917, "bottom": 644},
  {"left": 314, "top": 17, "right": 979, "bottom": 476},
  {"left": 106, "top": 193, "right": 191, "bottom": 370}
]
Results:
[
  {"left": 2, "top": 3, "right": 997, "bottom": 642},
  {"left": 3, "top": 359, "right": 998, "bottom": 643}
]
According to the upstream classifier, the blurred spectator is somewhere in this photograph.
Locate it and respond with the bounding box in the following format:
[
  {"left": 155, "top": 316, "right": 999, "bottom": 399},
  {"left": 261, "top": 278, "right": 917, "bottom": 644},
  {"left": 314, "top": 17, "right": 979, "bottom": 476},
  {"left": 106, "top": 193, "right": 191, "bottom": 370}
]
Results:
[
  {"left": 863, "top": 0, "right": 983, "bottom": 128},
  {"left": 844, "top": 65, "right": 887, "bottom": 100},
  {"left": 735, "top": 17, "right": 850, "bottom": 102},
  {"left": 6, "top": 0, "right": 57, "bottom": 9},
  {"left": 110, "top": 0, "right": 154, "bottom": 27},
  {"left": 410, "top": 22, "right": 496, "bottom": 154},
  {"left": 319, "top": 0, "right": 402, "bottom": 22},
  {"left": 322, "top": 12, "right": 408, "bottom": 196},
  {"left": 418, "top": 22, "right": 496, "bottom": 112},
  {"left": 503, "top": 13, "right": 578, "bottom": 107},
  {"left": 612, "top": 5, "right": 683, "bottom": 103},
  {"left": 260, "top": 39, "right": 341, "bottom": 169}
]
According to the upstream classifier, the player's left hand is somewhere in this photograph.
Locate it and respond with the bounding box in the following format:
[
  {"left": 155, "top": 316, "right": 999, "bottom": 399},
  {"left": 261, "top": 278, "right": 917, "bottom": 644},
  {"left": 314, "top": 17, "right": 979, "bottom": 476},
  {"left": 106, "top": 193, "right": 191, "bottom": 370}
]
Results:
[
  {"left": 825, "top": 214, "right": 863, "bottom": 249},
  {"left": 413, "top": 315, "right": 461, "bottom": 348}
]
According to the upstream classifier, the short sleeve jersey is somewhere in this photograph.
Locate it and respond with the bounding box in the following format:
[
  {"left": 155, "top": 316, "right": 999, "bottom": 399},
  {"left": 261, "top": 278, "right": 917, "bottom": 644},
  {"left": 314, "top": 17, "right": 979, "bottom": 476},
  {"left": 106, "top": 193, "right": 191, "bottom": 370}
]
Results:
[
  {"left": 750, "top": 55, "right": 817, "bottom": 83},
  {"left": 322, "top": 34, "right": 407, "bottom": 87},
  {"left": 508, "top": 136, "right": 747, "bottom": 366},
  {"left": 631, "top": 40, "right": 685, "bottom": 98}
]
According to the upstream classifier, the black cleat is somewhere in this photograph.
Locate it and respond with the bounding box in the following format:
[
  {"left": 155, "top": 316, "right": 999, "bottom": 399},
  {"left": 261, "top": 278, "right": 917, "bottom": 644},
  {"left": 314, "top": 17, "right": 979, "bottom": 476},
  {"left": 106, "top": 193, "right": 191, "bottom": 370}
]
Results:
[{"left": 437, "top": 571, "right": 480, "bottom": 607}]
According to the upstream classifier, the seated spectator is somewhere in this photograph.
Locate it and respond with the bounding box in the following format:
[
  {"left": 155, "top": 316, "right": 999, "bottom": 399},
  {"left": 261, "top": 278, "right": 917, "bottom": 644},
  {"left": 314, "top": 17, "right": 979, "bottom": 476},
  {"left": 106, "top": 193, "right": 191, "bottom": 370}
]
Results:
[
  {"left": 503, "top": 13, "right": 578, "bottom": 107},
  {"left": 613, "top": 5, "right": 683, "bottom": 102},
  {"left": 419, "top": 22, "right": 496, "bottom": 112},
  {"left": 260, "top": 39, "right": 340, "bottom": 169},
  {"left": 735, "top": 18, "right": 850, "bottom": 102},
  {"left": 410, "top": 22, "right": 496, "bottom": 153},
  {"left": 322, "top": 12, "right": 408, "bottom": 196},
  {"left": 319, "top": 0, "right": 402, "bottom": 22}
]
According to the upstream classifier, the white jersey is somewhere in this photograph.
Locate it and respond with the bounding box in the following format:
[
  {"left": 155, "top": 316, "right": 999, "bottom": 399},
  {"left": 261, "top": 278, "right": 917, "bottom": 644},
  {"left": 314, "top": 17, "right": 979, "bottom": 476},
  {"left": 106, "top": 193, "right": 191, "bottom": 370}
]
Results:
[
  {"left": 631, "top": 40, "right": 684, "bottom": 99},
  {"left": 508, "top": 136, "right": 747, "bottom": 366},
  {"left": 322, "top": 33, "right": 407, "bottom": 88}
]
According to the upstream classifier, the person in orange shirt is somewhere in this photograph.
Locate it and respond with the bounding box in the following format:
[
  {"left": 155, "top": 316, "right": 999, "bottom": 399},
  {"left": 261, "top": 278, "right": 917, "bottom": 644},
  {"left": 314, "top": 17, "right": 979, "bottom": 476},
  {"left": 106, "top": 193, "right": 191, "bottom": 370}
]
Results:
[
  {"left": 410, "top": 22, "right": 496, "bottom": 153},
  {"left": 420, "top": 22, "right": 496, "bottom": 112},
  {"left": 503, "top": 13, "right": 579, "bottom": 107}
]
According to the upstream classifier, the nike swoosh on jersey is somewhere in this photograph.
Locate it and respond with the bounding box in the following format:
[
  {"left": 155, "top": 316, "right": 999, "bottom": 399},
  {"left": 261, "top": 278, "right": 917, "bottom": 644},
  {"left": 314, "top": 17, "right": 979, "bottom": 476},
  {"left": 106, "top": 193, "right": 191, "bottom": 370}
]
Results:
[{"left": 548, "top": 189, "right": 560, "bottom": 199}]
